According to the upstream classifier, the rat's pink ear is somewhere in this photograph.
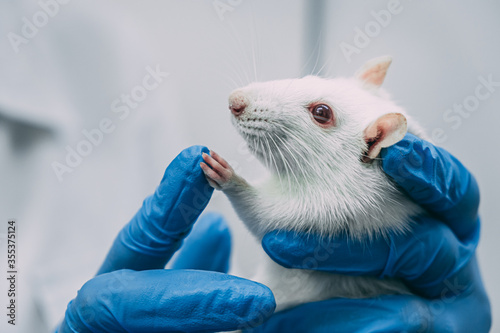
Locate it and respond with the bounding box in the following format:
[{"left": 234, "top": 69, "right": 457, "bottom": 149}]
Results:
[
  {"left": 362, "top": 113, "right": 407, "bottom": 162},
  {"left": 355, "top": 56, "right": 392, "bottom": 88}
]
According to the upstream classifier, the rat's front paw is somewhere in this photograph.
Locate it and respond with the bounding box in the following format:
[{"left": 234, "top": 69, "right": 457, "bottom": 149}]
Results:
[{"left": 200, "top": 150, "right": 239, "bottom": 191}]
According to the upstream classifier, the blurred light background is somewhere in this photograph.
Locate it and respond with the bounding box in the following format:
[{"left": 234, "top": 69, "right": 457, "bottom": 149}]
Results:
[{"left": 0, "top": 0, "right": 499, "bottom": 331}]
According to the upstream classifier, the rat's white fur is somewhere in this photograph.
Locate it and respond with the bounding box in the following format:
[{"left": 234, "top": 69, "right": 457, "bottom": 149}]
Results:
[{"left": 221, "top": 59, "right": 428, "bottom": 311}]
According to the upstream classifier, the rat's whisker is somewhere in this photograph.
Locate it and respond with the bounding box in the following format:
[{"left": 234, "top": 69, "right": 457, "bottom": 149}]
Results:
[
  {"left": 268, "top": 134, "right": 295, "bottom": 192},
  {"left": 274, "top": 134, "right": 307, "bottom": 181}
]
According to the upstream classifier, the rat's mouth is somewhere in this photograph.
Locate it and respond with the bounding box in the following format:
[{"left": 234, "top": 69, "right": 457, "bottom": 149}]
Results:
[
  {"left": 232, "top": 119, "right": 269, "bottom": 160},
  {"left": 232, "top": 116, "right": 269, "bottom": 140},
  {"left": 233, "top": 116, "right": 269, "bottom": 131},
  {"left": 234, "top": 123, "right": 265, "bottom": 156}
]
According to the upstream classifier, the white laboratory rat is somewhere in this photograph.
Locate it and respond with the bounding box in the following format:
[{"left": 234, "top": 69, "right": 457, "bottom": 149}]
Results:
[{"left": 200, "top": 56, "right": 428, "bottom": 312}]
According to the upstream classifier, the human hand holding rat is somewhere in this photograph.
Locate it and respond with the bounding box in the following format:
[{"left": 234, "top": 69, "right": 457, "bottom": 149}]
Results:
[
  {"left": 254, "top": 134, "right": 491, "bottom": 333},
  {"left": 56, "top": 146, "right": 275, "bottom": 333}
]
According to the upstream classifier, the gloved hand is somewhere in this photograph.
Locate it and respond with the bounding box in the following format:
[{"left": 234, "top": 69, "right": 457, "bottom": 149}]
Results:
[
  {"left": 257, "top": 133, "right": 491, "bottom": 333},
  {"left": 56, "top": 146, "right": 275, "bottom": 333}
]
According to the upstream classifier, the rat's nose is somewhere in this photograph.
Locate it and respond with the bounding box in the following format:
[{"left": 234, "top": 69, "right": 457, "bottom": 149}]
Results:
[{"left": 229, "top": 90, "right": 247, "bottom": 117}]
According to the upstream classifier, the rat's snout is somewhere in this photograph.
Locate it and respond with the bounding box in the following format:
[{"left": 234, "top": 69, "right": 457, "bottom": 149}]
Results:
[{"left": 229, "top": 90, "right": 248, "bottom": 117}]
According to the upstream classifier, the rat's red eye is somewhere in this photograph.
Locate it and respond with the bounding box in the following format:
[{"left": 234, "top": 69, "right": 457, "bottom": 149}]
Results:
[{"left": 310, "top": 104, "right": 333, "bottom": 125}]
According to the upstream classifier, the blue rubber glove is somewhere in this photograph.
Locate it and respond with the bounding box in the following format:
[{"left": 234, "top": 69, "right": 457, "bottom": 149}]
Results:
[
  {"left": 57, "top": 146, "right": 275, "bottom": 333},
  {"left": 258, "top": 133, "right": 491, "bottom": 333}
]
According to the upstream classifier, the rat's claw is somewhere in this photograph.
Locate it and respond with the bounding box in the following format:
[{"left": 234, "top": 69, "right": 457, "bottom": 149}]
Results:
[
  {"left": 202, "top": 152, "right": 223, "bottom": 171},
  {"left": 200, "top": 162, "right": 222, "bottom": 190},
  {"left": 204, "top": 175, "right": 222, "bottom": 190},
  {"left": 201, "top": 151, "right": 247, "bottom": 192},
  {"left": 210, "top": 150, "right": 230, "bottom": 169},
  {"left": 201, "top": 152, "right": 235, "bottom": 190},
  {"left": 202, "top": 152, "right": 233, "bottom": 180},
  {"left": 200, "top": 162, "right": 222, "bottom": 182}
]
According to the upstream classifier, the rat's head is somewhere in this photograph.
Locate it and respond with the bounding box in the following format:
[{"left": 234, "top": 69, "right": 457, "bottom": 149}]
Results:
[{"left": 228, "top": 56, "right": 408, "bottom": 187}]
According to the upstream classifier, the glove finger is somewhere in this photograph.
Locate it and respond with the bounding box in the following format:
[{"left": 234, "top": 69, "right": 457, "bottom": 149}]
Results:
[
  {"left": 58, "top": 269, "right": 275, "bottom": 333},
  {"left": 262, "top": 215, "right": 479, "bottom": 298},
  {"left": 169, "top": 212, "right": 231, "bottom": 273},
  {"left": 98, "top": 146, "right": 214, "bottom": 274},
  {"left": 381, "top": 133, "right": 479, "bottom": 240},
  {"left": 247, "top": 295, "right": 432, "bottom": 333}
]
